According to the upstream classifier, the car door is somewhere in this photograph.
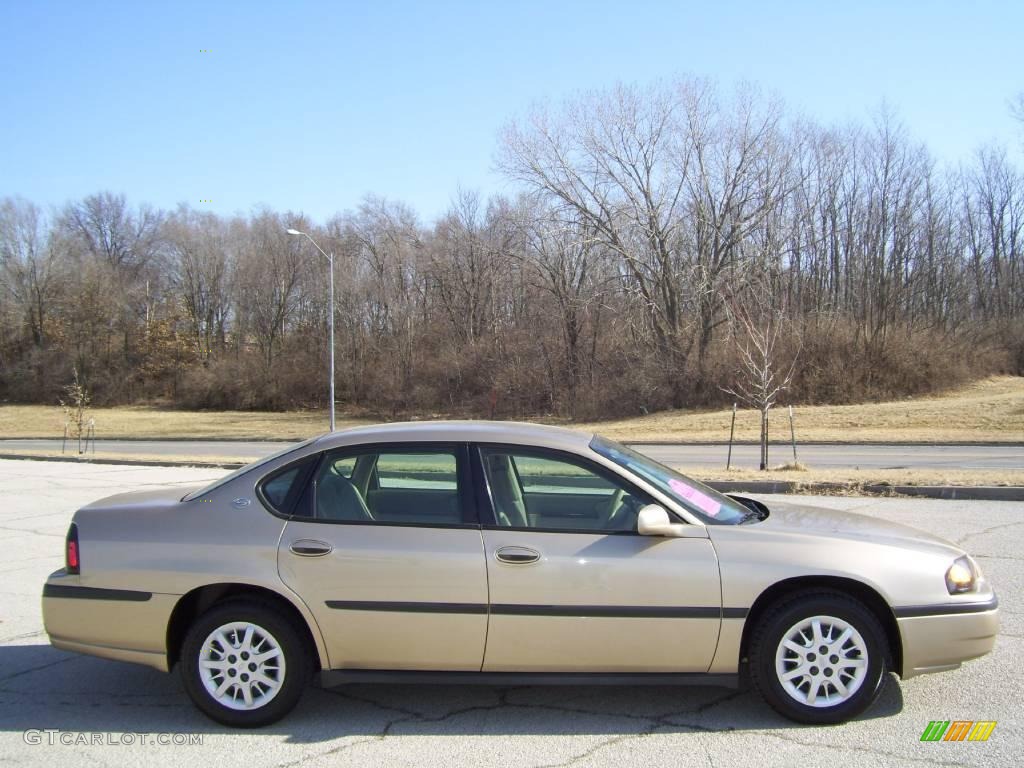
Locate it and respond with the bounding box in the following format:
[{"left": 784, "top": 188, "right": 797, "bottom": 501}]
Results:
[
  {"left": 275, "top": 443, "right": 488, "bottom": 671},
  {"left": 475, "top": 444, "right": 722, "bottom": 673}
]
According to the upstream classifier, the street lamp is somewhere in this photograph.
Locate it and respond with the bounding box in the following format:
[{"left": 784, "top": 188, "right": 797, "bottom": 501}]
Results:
[{"left": 286, "top": 228, "right": 335, "bottom": 432}]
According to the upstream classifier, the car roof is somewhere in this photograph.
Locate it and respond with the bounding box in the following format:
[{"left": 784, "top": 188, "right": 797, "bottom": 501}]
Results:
[{"left": 313, "top": 420, "right": 596, "bottom": 453}]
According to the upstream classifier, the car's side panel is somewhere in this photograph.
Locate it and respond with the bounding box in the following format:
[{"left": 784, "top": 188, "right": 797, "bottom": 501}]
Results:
[
  {"left": 480, "top": 529, "right": 723, "bottom": 672},
  {"left": 43, "top": 483, "right": 334, "bottom": 672},
  {"left": 278, "top": 522, "right": 489, "bottom": 670},
  {"left": 706, "top": 524, "right": 996, "bottom": 675}
]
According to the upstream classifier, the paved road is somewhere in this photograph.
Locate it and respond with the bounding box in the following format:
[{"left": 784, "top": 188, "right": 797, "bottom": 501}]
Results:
[
  {"left": 0, "top": 459, "right": 1020, "bottom": 766},
  {"left": 2, "top": 438, "right": 1023, "bottom": 469}
]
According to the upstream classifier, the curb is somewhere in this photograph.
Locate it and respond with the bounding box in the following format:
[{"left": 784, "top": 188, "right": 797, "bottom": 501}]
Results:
[
  {"left": 0, "top": 453, "right": 245, "bottom": 470},
  {"left": 2, "top": 453, "right": 1021, "bottom": 501}
]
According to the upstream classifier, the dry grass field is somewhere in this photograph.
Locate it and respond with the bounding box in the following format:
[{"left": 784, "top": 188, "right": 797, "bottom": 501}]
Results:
[
  {"left": 581, "top": 375, "right": 1024, "bottom": 444},
  {"left": 0, "top": 406, "right": 366, "bottom": 440},
  {"left": 0, "top": 376, "right": 1021, "bottom": 444}
]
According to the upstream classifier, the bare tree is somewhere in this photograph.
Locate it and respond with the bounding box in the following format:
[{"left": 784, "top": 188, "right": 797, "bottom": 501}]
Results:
[
  {"left": 235, "top": 211, "right": 307, "bottom": 368},
  {"left": 515, "top": 201, "right": 607, "bottom": 416},
  {"left": 0, "top": 197, "right": 64, "bottom": 349},
  {"left": 721, "top": 281, "right": 801, "bottom": 470},
  {"left": 163, "top": 205, "right": 233, "bottom": 361},
  {"left": 499, "top": 78, "right": 793, "bottom": 405}
]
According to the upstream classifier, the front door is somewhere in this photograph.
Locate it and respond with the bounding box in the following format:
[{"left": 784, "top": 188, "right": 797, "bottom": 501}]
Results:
[
  {"left": 277, "top": 443, "right": 488, "bottom": 671},
  {"left": 475, "top": 445, "right": 722, "bottom": 672}
]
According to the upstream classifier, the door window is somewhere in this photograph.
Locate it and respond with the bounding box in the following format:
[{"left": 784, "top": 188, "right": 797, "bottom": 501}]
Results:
[
  {"left": 479, "top": 448, "right": 650, "bottom": 532},
  {"left": 306, "top": 448, "right": 464, "bottom": 525}
]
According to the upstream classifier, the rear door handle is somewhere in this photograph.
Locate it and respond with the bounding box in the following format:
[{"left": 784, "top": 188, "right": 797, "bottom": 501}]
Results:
[
  {"left": 290, "top": 539, "right": 332, "bottom": 557},
  {"left": 495, "top": 546, "right": 541, "bottom": 564}
]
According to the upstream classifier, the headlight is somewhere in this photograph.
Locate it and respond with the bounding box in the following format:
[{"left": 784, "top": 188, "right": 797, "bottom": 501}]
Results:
[{"left": 945, "top": 556, "right": 977, "bottom": 594}]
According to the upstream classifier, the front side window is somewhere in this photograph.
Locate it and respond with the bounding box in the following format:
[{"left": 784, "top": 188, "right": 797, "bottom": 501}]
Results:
[
  {"left": 479, "top": 447, "right": 651, "bottom": 532},
  {"left": 306, "top": 447, "right": 464, "bottom": 525}
]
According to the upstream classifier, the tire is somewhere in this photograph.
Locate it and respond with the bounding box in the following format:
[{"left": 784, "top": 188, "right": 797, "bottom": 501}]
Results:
[
  {"left": 749, "top": 591, "right": 888, "bottom": 725},
  {"left": 180, "top": 600, "right": 311, "bottom": 727}
]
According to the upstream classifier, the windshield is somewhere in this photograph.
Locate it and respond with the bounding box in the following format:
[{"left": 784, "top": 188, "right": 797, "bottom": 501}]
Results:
[
  {"left": 182, "top": 437, "right": 320, "bottom": 501},
  {"left": 590, "top": 435, "right": 753, "bottom": 524}
]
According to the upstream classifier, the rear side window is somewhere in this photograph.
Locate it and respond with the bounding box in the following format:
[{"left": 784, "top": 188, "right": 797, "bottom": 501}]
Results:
[
  {"left": 259, "top": 457, "right": 317, "bottom": 515},
  {"left": 292, "top": 446, "right": 467, "bottom": 525}
]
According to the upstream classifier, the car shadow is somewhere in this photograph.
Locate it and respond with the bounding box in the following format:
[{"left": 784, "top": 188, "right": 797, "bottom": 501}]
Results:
[{"left": 0, "top": 645, "right": 904, "bottom": 741}]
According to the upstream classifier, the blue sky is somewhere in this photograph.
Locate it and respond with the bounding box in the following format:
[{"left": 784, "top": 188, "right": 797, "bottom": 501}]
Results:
[{"left": 1, "top": 0, "right": 1021, "bottom": 225}]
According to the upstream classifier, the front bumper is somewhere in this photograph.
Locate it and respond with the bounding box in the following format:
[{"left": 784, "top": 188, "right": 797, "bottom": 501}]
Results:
[{"left": 896, "top": 596, "right": 999, "bottom": 678}]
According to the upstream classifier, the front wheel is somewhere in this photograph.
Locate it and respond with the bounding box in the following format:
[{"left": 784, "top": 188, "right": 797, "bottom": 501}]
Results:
[
  {"left": 749, "top": 591, "right": 888, "bottom": 724},
  {"left": 180, "top": 600, "right": 311, "bottom": 727}
]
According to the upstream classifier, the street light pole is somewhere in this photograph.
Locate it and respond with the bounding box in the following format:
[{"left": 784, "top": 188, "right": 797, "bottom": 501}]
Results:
[
  {"left": 286, "top": 229, "right": 335, "bottom": 431},
  {"left": 327, "top": 247, "right": 335, "bottom": 432}
]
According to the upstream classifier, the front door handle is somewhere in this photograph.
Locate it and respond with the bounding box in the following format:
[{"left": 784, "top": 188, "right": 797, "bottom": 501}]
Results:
[
  {"left": 290, "top": 539, "right": 333, "bottom": 557},
  {"left": 495, "top": 546, "right": 541, "bottom": 564}
]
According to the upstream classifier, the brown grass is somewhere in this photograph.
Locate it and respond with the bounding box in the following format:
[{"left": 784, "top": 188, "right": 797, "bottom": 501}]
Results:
[
  {"left": 0, "top": 375, "right": 1021, "bottom": 443},
  {"left": 580, "top": 376, "right": 1024, "bottom": 443},
  {"left": 0, "top": 405, "right": 367, "bottom": 440}
]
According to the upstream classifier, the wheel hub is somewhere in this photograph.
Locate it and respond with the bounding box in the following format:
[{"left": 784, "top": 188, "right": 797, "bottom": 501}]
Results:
[
  {"left": 198, "top": 621, "right": 286, "bottom": 711},
  {"left": 774, "top": 615, "right": 868, "bottom": 708}
]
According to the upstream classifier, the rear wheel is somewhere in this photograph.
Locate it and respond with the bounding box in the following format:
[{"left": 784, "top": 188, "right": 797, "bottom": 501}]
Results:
[
  {"left": 749, "top": 591, "right": 888, "bottom": 724},
  {"left": 180, "top": 600, "right": 311, "bottom": 727}
]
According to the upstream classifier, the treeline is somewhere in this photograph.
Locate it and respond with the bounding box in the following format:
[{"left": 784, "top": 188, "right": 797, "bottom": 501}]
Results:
[{"left": 1, "top": 78, "right": 1021, "bottom": 420}]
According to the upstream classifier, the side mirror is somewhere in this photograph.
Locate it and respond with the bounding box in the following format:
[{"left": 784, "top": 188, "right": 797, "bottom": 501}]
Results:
[{"left": 637, "top": 504, "right": 686, "bottom": 537}]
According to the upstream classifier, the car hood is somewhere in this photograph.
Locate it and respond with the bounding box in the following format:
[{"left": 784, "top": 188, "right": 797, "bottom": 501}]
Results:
[
  {"left": 752, "top": 500, "right": 964, "bottom": 557},
  {"left": 79, "top": 484, "right": 207, "bottom": 512}
]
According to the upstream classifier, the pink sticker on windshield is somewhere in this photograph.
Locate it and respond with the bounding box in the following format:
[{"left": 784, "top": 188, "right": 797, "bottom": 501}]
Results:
[{"left": 668, "top": 478, "right": 722, "bottom": 517}]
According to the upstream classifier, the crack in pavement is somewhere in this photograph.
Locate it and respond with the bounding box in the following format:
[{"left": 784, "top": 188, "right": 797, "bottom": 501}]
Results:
[
  {"left": 278, "top": 686, "right": 973, "bottom": 768},
  {"left": 0, "top": 524, "right": 63, "bottom": 538},
  {"left": 303, "top": 687, "right": 746, "bottom": 768},
  {"left": 0, "top": 629, "right": 46, "bottom": 643},
  {"left": 0, "top": 654, "right": 78, "bottom": 683},
  {"left": 956, "top": 520, "right": 1024, "bottom": 547},
  {"left": 758, "top": 729, "right": 971, "bottom": 768}
]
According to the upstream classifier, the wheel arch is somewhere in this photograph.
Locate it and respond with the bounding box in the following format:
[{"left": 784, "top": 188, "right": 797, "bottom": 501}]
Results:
[
  {"left": 738, "top": 576, "right": 903, "bottom": 677},
  {"left": 166, "top": 582, "right": 328, "bottom": 672}
]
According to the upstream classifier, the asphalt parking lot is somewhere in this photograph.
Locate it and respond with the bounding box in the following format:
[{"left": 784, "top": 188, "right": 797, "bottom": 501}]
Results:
[{"left": 0, "top": 459, "right": 1020, "bottom": 767}]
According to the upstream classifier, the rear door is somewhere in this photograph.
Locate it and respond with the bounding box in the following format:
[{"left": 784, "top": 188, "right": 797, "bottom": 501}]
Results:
[
  {"left": 475, "top": 444, "right": 723, "bottom": 673},
  {"left": 275, "top": 443, "right": 488, "bottom": 671}
]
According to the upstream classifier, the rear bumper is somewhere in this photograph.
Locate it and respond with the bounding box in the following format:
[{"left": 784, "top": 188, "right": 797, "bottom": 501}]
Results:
[
  {"left": 42, "top": 570, "right": 175, "bottom": 672},
  {"left": 896, "top": 596, "right": 999, "bottom": 679}
]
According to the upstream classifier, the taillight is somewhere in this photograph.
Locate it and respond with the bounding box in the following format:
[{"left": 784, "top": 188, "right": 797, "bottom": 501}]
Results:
[{"left": 66, "top": 523, "right": 80, "bottom": 574}]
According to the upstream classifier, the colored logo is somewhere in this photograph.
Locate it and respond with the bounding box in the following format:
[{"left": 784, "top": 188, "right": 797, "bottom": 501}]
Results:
[{"left": 920, "top": 721, "right": 996, "bottom": 742}]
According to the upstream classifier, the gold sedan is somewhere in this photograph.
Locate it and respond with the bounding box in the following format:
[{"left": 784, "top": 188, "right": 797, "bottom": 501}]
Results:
[{"left": 42, "top": 422, "right": 998, "bottom": 727}]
